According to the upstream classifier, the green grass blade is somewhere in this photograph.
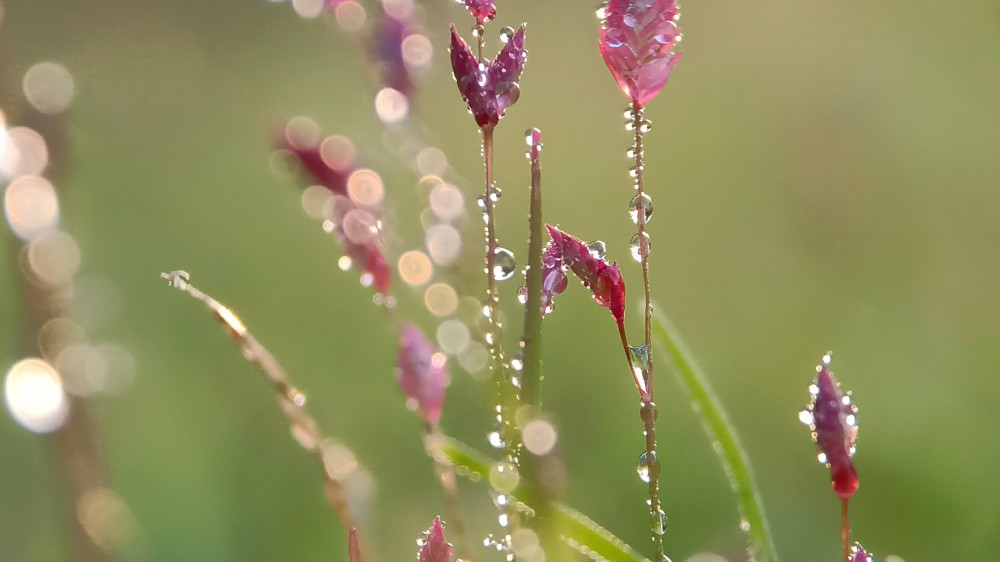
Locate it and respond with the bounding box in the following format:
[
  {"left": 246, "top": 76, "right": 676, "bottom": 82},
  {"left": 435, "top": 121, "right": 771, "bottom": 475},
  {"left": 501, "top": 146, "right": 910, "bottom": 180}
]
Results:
[
  {"left": 436, "top": 438, "right": 649, "bottom": 562},
  {"left": 651, "top": 307, "right": 778, "bottom": 562}
]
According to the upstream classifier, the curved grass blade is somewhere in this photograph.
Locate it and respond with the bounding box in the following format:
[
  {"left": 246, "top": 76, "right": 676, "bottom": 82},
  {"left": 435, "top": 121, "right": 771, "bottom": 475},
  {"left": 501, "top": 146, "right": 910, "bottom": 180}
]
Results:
[
  {"left": 436, "top": 438, "right": 649, "bottom": 562},
  {"left": 650, "top": 307, "right": 778, "bottom": 562}
]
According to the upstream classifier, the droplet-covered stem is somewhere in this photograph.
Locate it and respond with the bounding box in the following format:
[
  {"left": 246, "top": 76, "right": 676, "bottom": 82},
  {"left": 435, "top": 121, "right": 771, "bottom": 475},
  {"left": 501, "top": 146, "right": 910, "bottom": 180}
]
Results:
[{"left": 641, "top": 401, "right": 664, "bottom": 562}]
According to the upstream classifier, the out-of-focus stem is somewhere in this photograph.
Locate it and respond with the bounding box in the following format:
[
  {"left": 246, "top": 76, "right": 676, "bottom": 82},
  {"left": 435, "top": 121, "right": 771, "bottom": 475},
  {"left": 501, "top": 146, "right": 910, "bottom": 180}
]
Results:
[
  {"left": 841, "top": 498, "right": 851, "bottom": 562},
  {"left": 422, "top": 422, "right": 471, "bottom": 558},
  {"left": 160, "top": 272, "right": 374, "bottom": 562},
  {"left": 632, "top": 100, "right": 662, "bottom": 561}
]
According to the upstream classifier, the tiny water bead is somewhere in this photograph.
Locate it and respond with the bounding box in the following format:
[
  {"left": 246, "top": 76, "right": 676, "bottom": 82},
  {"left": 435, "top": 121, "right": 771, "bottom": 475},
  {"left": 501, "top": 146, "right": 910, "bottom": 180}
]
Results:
[
  {"left": 488, "top": 429, "right": 506, "bottom": 449},
  {"left": 637, "top": 450, "right": 658, "bottom": 483},
  {"left": 509, "top": 353, "right": 524, "bottom": 372},
  {"left": 652, "top": 510, "right": 668, "bottom": 536},
  {"left": 595, "top": 0, "right": 608, "bottom": 20},
  {"left": 492, "top": 247, "right": 517, "bottom": 281},
  {"left": 489, "top": 461, "right": 521, "bottom": 493},
  {"left": 499, "top": 26, "right": 515, "bottom": 44},
  {"left": 524, "top": 128, "right": 542, "bottom": 148},
  {"left": 629, "top": 193, "right": 653, "bottom": 224},
  {"left": 629, "top": 164, "right": 643, "bottom": 178},
  {"left": 587, "top": 240, "right": 607, "bottom": 260},
  {"left": 630, "top": 232, "right": 651, "bottom": 262},
  {"left": 626, "top": 145, "right": 638, "bottom": 159},
  {"left": 516, "top": 285, "right": 528, "bottom": 305},
  {"left": 640, "top": 119, "right": 653, "bottom": 133},
  {"left": 472, "top": 23, "right": 485, "bottom": 38}
]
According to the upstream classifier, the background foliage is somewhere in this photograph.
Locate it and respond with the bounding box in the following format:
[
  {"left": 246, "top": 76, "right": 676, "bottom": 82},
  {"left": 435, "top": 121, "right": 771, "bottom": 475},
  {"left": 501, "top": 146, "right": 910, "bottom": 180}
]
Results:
[{"left": 2, "top": 0, "right": 999, "bottom": 559}]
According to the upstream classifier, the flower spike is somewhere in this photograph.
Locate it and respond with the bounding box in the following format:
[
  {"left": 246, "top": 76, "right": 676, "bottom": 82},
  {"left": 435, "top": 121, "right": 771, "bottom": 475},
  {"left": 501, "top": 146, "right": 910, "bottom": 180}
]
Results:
[
  {"left": 449, "top": 24, "right": 527, "bottom": 128},
  {"left": 463, "top": 0, "right": 496, "bottom": 24},
  {"left": 417, "top": 517, "right": 454, "bottom": 562},
  {"left": 801, "top": 353, "right": 860, "bottom": 499},
  {"left": 541, "top": 225, "right": 625, "bottom": 323},
  {"left": 599, "top": 0, "right": 683, "bottom": 105},
  {"left": 397, "top": 325, "right": 449, "bottom": 424},
  {"left": 849, "top": 542, "right": 872, "bottom": 562}
]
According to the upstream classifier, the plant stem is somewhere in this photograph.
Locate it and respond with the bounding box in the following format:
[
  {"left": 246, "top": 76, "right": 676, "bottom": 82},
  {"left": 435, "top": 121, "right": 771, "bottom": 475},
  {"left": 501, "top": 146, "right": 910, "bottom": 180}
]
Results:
[
  {"left": 521, "top": 129, "right": 543, "bottom": 408},
  {"left": 423, "top": 423, "right": 471, "bottom": 558},
  {"left": 841, "top": 498, "right": 851, "bottom": 562},
  {"left": 160, "top": 271, "right": 374, "bottom": 562},
  {"left": 631, "top": 100, "right": 662, "bottom": 561}
]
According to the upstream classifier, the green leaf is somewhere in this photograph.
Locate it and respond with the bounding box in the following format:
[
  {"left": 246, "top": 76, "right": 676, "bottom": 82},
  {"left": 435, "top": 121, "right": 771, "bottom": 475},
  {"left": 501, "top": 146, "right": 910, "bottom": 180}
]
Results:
[
  {"left": 436, "top": 438, "right": 649, "bottom": 562},
  {"left": 650, "top": 307, "right": 779, "bottom": 562}
]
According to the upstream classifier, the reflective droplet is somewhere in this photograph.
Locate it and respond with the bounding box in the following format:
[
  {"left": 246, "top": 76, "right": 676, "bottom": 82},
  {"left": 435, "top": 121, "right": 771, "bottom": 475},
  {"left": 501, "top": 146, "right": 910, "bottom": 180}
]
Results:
[
  {"left": 652, "top": 510, "right": 667, "bottom": 535},
  {"left": 499, "top": 26, "right": 515, "bottom": 44},
  {"left": 629, "top": 193, "right": 653, "bottom": 225},
  {"left": 798, "top": 410, "right": 814, "bottom": 426},
  {"left": 817, "top": 452, "right": 828, "bottom": 465},
  {"left": 587, "top": 240, "right": 607, "bottom": 260},
  {"left": 640, "top": 119, "right": 653, "bottom": 133},
  {"left": 637, "top": 450, "right": 657, "bottom": 483},
  {"left": 629, "top": 232, "right": 651, "bottom": 262},
  {"left": 492, "top": 247, "right": 516, "bottom": 281},
  {"left": 510, "top": 353, "right": 524, "bottom": 372},
  {"left": 489, "top": 461, "right": 520, "bottom": 492},
  {"left": 629, "top": 164, "right": 642, "bottom": 178},
  {"left": 625, "top": 121, "right": 636, "bottom": 132},
  {"left": 490, "top": 187, "right": 502, "bottom": 202},
  {"left": 626, "top": 145, "right": 637, "bottom": 159},
  {"left": 488, "top": 429, "right": 506, "bottom": 449},
  {"left": 517, "top": 285, "right": 528, "bottom": 305},
  {"left": 472, "top": 24, "right": 484, "bottom": 38},
  {"left": 595, "top": 1, "right": 608, "bottom": 20},
  {"left": 624, "top": 107, "right": 635, "bottom": 121}
]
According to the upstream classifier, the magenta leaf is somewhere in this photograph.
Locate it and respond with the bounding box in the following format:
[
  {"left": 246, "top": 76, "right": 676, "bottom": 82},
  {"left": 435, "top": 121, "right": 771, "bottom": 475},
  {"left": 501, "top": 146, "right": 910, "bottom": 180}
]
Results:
[
  {"left": 397, "top": 325, "right": 449, "bottom": 424},
  {"left": 449, "top": 24, "right": 527, "bottom": 128},
  {"left": 801, "top": 353, "right": 859, "bottom": 499},
  {"left": 348, "top": 528, "right": 363, "bottom": 562},
  {"left": 463, "top": 0, "right": 495, "bottom": 24},
  {"left": 849, "top": 542, "right": 872, "bottom": 562},
  {"left": 599, "top": 0, "right": 683, "bottom": 105},
  {"left": 417, "top": 518, "right": 453, "bottom": 562}
]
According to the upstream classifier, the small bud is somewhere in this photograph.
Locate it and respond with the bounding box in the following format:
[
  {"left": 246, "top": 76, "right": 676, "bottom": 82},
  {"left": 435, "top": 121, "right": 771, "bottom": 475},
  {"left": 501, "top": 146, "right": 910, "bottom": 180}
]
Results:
[
  {"left": 449, "top": 25, "right": 527, "bottom": 128},
  {"left": 418, "top": 517, "right": 454, "bottom": 562},
  {"left": 599, "top": 0, "right": 683, "bottom": 105},
  {"left": 802, "top": 353, "right": 860, "bottom": 499}
]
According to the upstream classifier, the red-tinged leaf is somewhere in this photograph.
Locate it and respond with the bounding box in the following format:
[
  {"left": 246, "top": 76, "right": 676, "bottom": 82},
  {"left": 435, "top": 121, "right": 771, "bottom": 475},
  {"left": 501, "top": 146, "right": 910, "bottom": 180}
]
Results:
[
  {"left": 277, "top": 132, "right": 351, "bottom": 197},
  {"left": 801, "top": 354, "right": 859, "bottom": 499},
  {"left": 417, "top": 518, "right": 453, "bottom": 562},
  {"left": 348, "top": 528, "right": 363, "bottom": 562},
  {"left": 397, "top": 325, "right": 449, "bottom": 423},
  {"left": 463, "top": 0, "right": 495, "bottom": 24},
  {"left": 542, "top": 225, "right": 625, "bottom": 323},
  {"left": 599, "top": 0, "right": 682, "bottom": 105},
  {"left": 449, "top": 25, "right": 527, "bottom": 128},
  {"left": 850, "top": 542, "right": 872, "bottom": 562}
]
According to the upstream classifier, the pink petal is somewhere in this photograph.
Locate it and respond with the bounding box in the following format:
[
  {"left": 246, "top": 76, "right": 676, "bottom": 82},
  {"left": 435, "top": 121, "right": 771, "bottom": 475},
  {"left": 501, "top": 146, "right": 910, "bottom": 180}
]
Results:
[
  {"left": 543, "top": 225, "right": 626, "bottom": 323},
  {"left": 418, "top": 518, "right": 454, "bottom": 562},
  {"left": 802, "top": 355, "right": 860, "bottom": 499},
  {"left": 599, "top": 0, "right": 682, "bottom": 105},
  {"left": 463, "top": 0, "right": 496, "bottom": 24},
  {"left": 397, "top": 325, "right": 449, "bottom": 423}
]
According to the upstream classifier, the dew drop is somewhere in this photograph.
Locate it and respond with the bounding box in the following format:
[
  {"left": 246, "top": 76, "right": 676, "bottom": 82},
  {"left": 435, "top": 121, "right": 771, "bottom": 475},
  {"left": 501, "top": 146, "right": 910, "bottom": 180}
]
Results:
[
  {"left": 492, "top": 247, "right": 516, "bottom": 281},
  {"left": 472, "top": 24, "right": 484, "bottom": 38},
  {"left": 488, "top": 429, "right": 506, "bottom": 449},
  {"left": 636, "top": 450, "right": 657, "bottom": 483},
  {"left": 517, "top": 285, "right": 528, "bottom": 305},
  {"left": 595, "top": 1, "right": 608, "bottom": 20},
  {"left": 489, "top": 461, "right": 520, "bottom": 492},
  {"left": 640, "top": 119, "right": 653, "bottom": 133},
  {"left": 587, "top": 240, "right": 607, "bottom": 260},
  {"left": 629, "top": 164, "right": 642, "bottom": 178},
  {"left": 510, "top": 353, "right": 524, "bottom": 372},
  {"left": 625, "top": 121, "right": 636, "bottom": 132},
  {"left": 808, "top": 383, "right": 820, "bottom": 397},
  {"left": 490, "top": 187, "right": 502, "bottom": 202},
  {"left": 624, "top": 107, "right": 635, "bottom": 121},
  {"left": 652, "top": 510, "right": 667, "bottom": 536},
  {"left": 817, "top": 452, "right": 828, "bottom": 465},
  {"left": 798, "top": 410, "right": 814, "bottom": 426},
  {"left": 629, "top": 193, "right": 653, "bottom": 225},
  {"left": 630, "top": 232, "right": 651, "bottom": 262},
  {"left": 499, "top": 26, "right": 515, "bottom": 43},
  {"left": 477, "top": 194, "right": 487, "bottom": 210},
  {"left": 626, "top": 145, "right": 637, "bottom": 159}
]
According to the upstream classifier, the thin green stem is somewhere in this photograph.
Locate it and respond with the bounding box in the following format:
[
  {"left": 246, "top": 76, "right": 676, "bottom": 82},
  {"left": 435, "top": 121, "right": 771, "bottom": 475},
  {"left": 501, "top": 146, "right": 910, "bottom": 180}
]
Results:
[
  {"left": 651, "top": 309, "right": 779, "bottom": 562},
  {"left": 631, "top": 100, "right": 662, "bottom": 562},
  {"left": 520, "top": 129, "right": 543, "bottom": 408}
]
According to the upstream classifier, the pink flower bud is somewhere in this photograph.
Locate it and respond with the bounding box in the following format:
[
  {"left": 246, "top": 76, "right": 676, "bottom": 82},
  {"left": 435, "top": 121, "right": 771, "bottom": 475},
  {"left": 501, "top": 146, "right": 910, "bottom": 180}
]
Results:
[
  {"left": 417, "top": 517, "right": 453, "bottom": 562},
  {"left": 397, "top": 325, "right": 449, "bottom": 424},
  {"left": 449, "top": 24, "right": 527, "bottom": 128},
  {"left": 542, "top": 225, "right": 625, "bottom": 324},
  {"left": 801, "top": 353, "right": 859, "bottom": 499},
  {"left": 463, "top": 0, "right": 495, "bottom": 24},
  {"left": 599, "top": 0, "right": 683, "bottom": 105},
  {"left": 850, "top": 542, "right": 872, "bottom": 562}
]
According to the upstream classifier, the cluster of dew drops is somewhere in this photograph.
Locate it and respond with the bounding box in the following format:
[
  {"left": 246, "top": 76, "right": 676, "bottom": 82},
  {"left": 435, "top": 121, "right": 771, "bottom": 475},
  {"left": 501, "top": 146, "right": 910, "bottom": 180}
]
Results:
[{"left": 624, "top": 105, "right": 654, "bottom": 264}]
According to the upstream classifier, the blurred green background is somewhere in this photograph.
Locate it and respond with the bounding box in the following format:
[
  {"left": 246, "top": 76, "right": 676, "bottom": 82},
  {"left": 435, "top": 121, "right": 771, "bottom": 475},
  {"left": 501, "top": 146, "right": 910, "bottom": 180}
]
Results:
[{"left": 2, "top": 0, "right": 999, "bottom": 560}]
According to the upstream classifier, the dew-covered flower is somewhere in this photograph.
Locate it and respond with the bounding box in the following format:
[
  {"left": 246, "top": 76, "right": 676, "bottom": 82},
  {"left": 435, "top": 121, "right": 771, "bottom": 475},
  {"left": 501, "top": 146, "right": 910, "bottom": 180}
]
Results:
[
  {"left": 397, "top": 325, "right": 449, "bottom": 424},
  {"left": 801, "top": 353, "right": 860, "bottom": 499},
  {"left": 417, "top": 517, "right": 453, "bottom": 562},
  {"left": 850, "top": 542, "right": 872, "bottom": 562},
  {"left": 599, "top": 0, "right": 683, "bottom": 106},
  {"left": 540, "top": 225, "right": 625, "bottom": 323},
  {"left": 462, "top": 0, "right": 496, "bottom": 24},
  {"left": 449, "top": 24, "right": 527, "bottom": 128}
]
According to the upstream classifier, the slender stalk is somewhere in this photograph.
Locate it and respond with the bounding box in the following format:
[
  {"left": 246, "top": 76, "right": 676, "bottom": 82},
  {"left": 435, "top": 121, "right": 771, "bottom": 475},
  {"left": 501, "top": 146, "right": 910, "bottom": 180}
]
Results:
[
  {"left": 841, "top": 498, "right": 851, "bottom": 562},
  {"left": 160, "top": 271, "right": 374, "bottom": 562},
  {"left": 631, "top": 100, "right": 663, "bottom": 561},
  {"left": 422, "top": 422, "right": 471, "bottom": 558},
  {"left": 520, "top": 129, "right": 543, "bottom": 408}
]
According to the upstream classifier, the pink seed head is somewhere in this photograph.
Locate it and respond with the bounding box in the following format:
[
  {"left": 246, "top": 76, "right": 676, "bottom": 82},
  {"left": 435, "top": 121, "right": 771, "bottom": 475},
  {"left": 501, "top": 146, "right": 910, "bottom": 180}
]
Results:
[
  {"left": 449, "top": 24, "right": 527, "bottom": 128},
  {"left": 397, "top": 325, "right": 449, "bottom": 424},
  {"left": 801, "top": 353, "right": 859, "bottom": 499},
  {"left": 540, "top": 225, "right": 626, "bottom": 324},
  {"left": 849, "top": 542, "right": 872, "bottom": 562},
  {"left": 599, "top": 0, "right": 683, "bottom": 106},
  {"left": 463, "top": 0, "right": 496, "bottom": 24},
  {"left": 417, "top": 517, "right": 453, "bottom": 562}
]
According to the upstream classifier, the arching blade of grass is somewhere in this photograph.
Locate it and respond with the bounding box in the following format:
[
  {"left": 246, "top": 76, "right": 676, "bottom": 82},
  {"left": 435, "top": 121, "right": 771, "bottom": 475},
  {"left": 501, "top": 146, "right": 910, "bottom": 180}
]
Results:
[
  {"left": 650, "top": 307, "right": 778, "bottom": 562},
  {"left": 435, "top": 438, "right": 649, "bottom": 562}
]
